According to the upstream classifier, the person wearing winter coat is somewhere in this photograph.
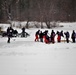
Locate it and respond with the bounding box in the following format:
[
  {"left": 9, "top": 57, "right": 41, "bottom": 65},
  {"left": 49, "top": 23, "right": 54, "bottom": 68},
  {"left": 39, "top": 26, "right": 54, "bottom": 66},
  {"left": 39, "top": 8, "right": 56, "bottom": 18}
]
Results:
[
  {"left": 71, "top": 30, "right": 76, "bottom": 43},
  {"left": 60, "top": 30, "right": 64, "bottom": 37},
  {"left": 50, "top": 30, "right": 55, "bottom": 43},
  {"left": 39, "top": 31, "right": 43, "bottom": 42},
  {"left": 7, "top": 27, "right": 14, "bottom": 43},
  {"left": 43, "top": 34, "right": 50, "bottom": 44},
  {"left": 64, "top": 31, "right": 70, "bottom": 43},
  {"left": 56, "top": 30, "right": 64, "bottom": 42},
  {"left": 21, "top": 27, "right": 25, "bottom": 37},
  {"left": 43, "top": 30, "right": 49, "bottom": 43},
  {"left": 35, "top": 30, "right": 40, "bottom": 42},
  {"left": 45, "top": 35, "right": 50, "bottom": 43},
  {"left": 56, "top": 31, "right": 61, "bottom": 42}
]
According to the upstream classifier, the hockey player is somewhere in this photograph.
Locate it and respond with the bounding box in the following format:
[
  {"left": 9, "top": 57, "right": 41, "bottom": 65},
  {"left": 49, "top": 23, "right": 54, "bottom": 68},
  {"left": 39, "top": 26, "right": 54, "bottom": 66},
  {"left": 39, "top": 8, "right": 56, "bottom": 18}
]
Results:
[
  {"left": 50, "top": 30, "right": 55, "bottom": 43},
  {"left": 64, "top": 31, "right": 70, "bottom": 43},
  {"left": 71, "top": 30, "right": 76, "bottom": 43},
  {"left": 7, "top": 27, "right": 14, "bottom": 43},
  {"left": 35, "top": 30, "right": 40, "bottom": 42}
]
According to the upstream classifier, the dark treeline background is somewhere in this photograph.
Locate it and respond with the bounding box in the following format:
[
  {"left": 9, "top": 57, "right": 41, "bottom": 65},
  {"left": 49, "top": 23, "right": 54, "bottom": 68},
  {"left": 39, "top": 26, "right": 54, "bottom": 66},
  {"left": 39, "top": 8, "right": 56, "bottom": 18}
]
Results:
[{"left": 0, "top": 0, "right": 76, "bottom": 23}]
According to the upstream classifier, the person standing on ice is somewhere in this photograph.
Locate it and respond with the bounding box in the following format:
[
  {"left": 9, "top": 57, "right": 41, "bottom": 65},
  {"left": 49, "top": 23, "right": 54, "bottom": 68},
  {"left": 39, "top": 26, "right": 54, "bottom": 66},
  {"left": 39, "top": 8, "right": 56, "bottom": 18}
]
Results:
[
  {"left": 7, "top": 26, "right": 14, "bottom": 43},
  {"left": 56, "top": 30, "right": 64, "bottom": 43},
  {"left": 60, "top": 30, "right": 64, "bottom": 37},
  {"left": 56, "top": 31, "right": 61, "bottom": 43},
  {"left": 35, "top": 30, "right": 40, "bottom": 42},
  {"left": 71, "top": 30, "right": 76, "bottom": 43},
  {"left": 50, "top": 30, "right": 55, "bottom": 43},
  {"left": 39, "top": 31, "right": 43, "bottom": 42},
  {"left": 21, "top": 27, "right": 25, "bottom": 37},
  {"left": 43, "top": 30, "right": 50, "bottom": 43},
  {"left": 64, "top": 31, "right": 70, "bottom": 43}
]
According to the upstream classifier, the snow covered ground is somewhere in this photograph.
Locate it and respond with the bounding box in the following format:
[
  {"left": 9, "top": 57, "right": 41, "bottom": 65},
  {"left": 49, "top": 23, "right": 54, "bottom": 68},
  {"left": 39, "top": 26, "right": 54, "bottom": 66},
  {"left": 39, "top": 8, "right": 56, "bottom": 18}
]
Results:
[{"left": 0, "top": 22, "right": 76, "bottom": 75}]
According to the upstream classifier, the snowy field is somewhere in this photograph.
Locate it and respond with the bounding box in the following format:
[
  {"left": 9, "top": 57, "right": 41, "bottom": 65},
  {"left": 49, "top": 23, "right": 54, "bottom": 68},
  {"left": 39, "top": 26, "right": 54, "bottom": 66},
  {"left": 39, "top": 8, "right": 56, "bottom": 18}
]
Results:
[{"left": 0, "top": 22, "right": 76, "bottom": 75}]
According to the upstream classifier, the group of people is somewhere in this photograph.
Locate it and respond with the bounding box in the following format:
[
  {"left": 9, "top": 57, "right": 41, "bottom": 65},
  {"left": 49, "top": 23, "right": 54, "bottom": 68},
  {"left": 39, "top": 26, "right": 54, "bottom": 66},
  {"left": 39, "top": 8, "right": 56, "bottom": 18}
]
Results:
[
  {"left": 7, "top": 26, "right": 18, "bottom": 43},
  {"left": 35, "top": 30, "right": 76, "bottom": 44},
  {"left": 6, "top": 26, "right": 76, "bottom": 43},
  {"left": 6, "top": 26, "right": 27, "bottom": 43}
]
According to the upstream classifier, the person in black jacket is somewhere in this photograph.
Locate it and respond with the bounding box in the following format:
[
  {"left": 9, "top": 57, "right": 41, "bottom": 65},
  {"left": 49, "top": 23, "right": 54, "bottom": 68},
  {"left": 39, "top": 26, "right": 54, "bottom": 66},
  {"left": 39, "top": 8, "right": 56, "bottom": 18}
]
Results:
[
  {"left": 50, "top": 30, "right": 55, "bottom": 43},
  {"left": 64, "top": 31, "right": 70, "bottom": 43},
  {"left": 43, "top": 30, "right": 50, "bottom": 43},
  {"left": 35, "top": 30, "right": 40, "bottom": 42},
  {"left": 71, "top": 30, "right": 76, "bottom": 43},
  {"left": 60, "top": 30, "right": 64, "bottom": 37},
  {"left": 21, "top": 27, "right": 25, "bottom": 37},
  {"left": 7, "top": 27, "right": 14, "bottom": 43},
  {"left": 39, "top": 31, "right": 43, "bottom": 42}
]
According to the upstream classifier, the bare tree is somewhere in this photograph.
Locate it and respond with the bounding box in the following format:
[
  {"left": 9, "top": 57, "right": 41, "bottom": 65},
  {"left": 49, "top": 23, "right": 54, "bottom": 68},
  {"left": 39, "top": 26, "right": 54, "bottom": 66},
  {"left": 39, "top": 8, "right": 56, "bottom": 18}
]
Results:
[
  {"left": 1, "top": 0, "right": 76, "bottom": 23},
  {"left": 36, "top": 0, "right": 44, "bottom": 28}
]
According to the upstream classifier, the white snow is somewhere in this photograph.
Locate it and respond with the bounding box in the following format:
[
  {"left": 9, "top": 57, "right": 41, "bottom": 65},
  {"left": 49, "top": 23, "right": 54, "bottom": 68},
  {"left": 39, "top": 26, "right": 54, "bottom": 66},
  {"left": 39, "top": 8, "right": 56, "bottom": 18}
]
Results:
[{"left": 0, "top": 22, "right": 76, "bottom": 75}]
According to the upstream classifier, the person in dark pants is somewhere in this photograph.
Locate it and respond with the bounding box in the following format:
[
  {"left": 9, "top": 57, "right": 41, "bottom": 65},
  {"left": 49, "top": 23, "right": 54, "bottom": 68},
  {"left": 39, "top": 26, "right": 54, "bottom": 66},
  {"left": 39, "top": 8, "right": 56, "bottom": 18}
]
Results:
[
  {"left": 60, "top": 30, "right": 64, "bottom": 37},
  {"left": 39, "top": 31, "right": 43, "bottom": 42},
  {"left": 50, "top": 30, "right": 55, "bottom": 43},
  {"left": 7, "top": 27, "right": 14, "bottom": 43},
  {"left": 71, "top": 30, "right": 76, "bottom": 43},
  {"left": 21, "top": 27, "right": 25, "bottom": 37},
  {"left": 64, "top": 31, "right": 70, "bottom": 43}
]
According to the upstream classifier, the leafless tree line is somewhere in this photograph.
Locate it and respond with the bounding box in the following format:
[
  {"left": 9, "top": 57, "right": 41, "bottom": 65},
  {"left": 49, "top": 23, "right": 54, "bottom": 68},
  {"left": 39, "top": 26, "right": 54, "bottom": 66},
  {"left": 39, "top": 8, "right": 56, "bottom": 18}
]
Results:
[{"left": 0, "top": 0, "right": 76, "bottom": 28}]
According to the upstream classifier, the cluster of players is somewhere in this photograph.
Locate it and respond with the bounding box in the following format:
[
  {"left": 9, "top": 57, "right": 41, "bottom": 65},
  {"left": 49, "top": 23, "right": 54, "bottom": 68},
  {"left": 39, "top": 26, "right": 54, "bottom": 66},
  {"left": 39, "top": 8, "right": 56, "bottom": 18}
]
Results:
[
  {"left": 5, "top": 26, "right": 76, "bottom": 43},
  {"left": 6, "top": 26, "right": 29, "bottom": 43},
  {"left": 35, "top": 30, "right": 76, "bottom": 44}
]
